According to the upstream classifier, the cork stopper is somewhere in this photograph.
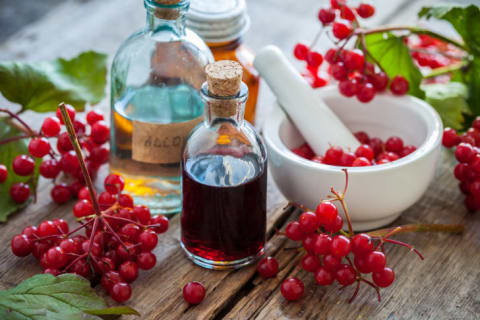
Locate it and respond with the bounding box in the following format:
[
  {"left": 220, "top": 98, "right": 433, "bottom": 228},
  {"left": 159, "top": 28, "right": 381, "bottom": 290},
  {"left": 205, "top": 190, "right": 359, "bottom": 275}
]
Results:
[
  {"left": 205, "top": 60, "right": 243, "bottom": 118},
  {"left": 153, "top": 0, "right": 183, "bottom": 20}
]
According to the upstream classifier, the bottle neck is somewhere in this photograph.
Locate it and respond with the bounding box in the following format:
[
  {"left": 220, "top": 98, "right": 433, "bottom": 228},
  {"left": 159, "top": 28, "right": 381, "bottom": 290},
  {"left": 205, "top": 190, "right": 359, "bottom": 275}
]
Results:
[
  {"left": 144, "top": 0, "right": 189, "bottom": 35},
  {"left": 200, "top": 82, "right": 248, "bottom": 127}
]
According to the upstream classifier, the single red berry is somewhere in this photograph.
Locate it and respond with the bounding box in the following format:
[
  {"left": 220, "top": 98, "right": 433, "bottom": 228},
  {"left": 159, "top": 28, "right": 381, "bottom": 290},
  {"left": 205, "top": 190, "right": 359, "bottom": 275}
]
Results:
[
  {"left": 150, "top": 215, "right": 169, "bottom": 234},
  {"left": 385, "top": 136, "right": 404, "bottom": 154},
  {"left": 338, "top": 78, "right": 358, "bottom": 97},
  {"left": 330, "top": 235, "right": 351, "bottom": 257},
  {"left": 471, "top": 155, "right": 480, "bottom": 173},
  {"left": 32, "top": 241, "right": 51, "bottom": 260},
  {"left": 318, "top": 8, "right": 336, "bottom": 25},
  {"left": 313, "top": 233, "right": 332, "bottom": 255},
  {"left": 355, "top": 144, "right": 374, "bottom": 161},
  {"left": 351, "top": 233, "right": 373, "bottom": 256},
  {"left": 324, "top": 214, "right": 344, "bottom": 233},
  {"left": 365, "top": 251, "right": 386, "bottom": 273},
  {"left": 11, "top": 234, "right": 32, "bottom": 257},
  {"left": 315, "top": 201, "right": 338, "bottom": 226},
  {"left": 53, "top": 218, "right": 69, "bottom": 234},
  {"left": 331, "top": 61, "right": 348, "bottom": 80},
  {"left": 298, "top": 211, "right": 319, "bottom": 234},
  {"left": 330, "top": 0, "right": 346, "bottom": 9},
  {"left": 400, "top": 145, "right": 416, "bottom": 157},
  {"left": 183, "top": 282, "right": 206, "bottom": 304},
  {"left": 51, "top": 184, "right": 72, "bottom": 204},
  {"left": 104, "top": 173, "right": 125, "bottom": 194},
  {"left": 118, "top": 261, "right": 139, "bottom": 283},
  {"left": 41, "top": 117, "right": 61, "bottom": 137},
  {"left": 315, "top": 267, "right": 335, "bottom": 286},
  {"left": 73, "top": 120, "right": 86, "bottom": 135},
  {"left": 78, "top": 186, "right": 95, "bottom": 202},
  {"left": 336, "top": 264, "right": 356, "bottom": 286},
  {"left": 306, "top": 51, "right": 323, "bottom": 68},
  {"left": 56, "top": 104, "right": 76, "bottom": 124},
  {"left": 60, "top": 151, "right": 80, "bottom": 175},
  {"left": 111, "top": 282, "right": 132, "bottom": 303},
  {"left": 121, "top": 223, "right": 142, "bottom": 242},
  {"left": 369, "top": 137, "right": 384, "bottom": 156},
  {"left": 455, "top": 143, "right": 475, "bottom": 163},
  {"left": 324, "top": 146, "right": 344, "bottom": 165},
  {"left": 28, "top": 137, "right": 51, "bottom": 158},
  {"left": 302, "top": 233, "right": 316, "bottom": 253},
  {"left": 377, "top": 151, "right": 399, "bottom": 162},
  {"left": 356, "top": 3, "right": 375, "bottom": 18},
  {"left": 138, "top": 230, "right": 158, "bottom": 252},
  {"left": 73, "top": 200, "right": 94, "bottom": 218},
  {"left": 301, "top": 254, "right": 322, "bottom": 272},
  {"left": 372, "top": 267, "right": 395, "bottom": 287},
  {"left": 45, "top": 246, "right": 68, "bottom": 269},
  {"left": 118, "top": 193, "right": 134, "bottom": 208},
  {"left": 339, "top": 151, "right": 356, "bottom": 166},
  {"left": 356, "top": 82, "right": 376, "bottom": 103},
  {"left": 90, "top": 146, "right": 110, "bottom": 164},
  {"left": 340, "top": 6, "right": 356, "bottom": 21},
  {"left": 293, "top": 43, "right": 309, "bottom": 61},
  {"left": 59, "top": 238, "right": 79, "bottom": 255},
  {"left": 0, "top": 164, "right": 7, "bottom": 183},
  {"left": 134, "top": 205, "right": 151, "bottom": 225},
  {"left": 352, "top": 157, "right": 371, "bottom": 166},
  {"left": 473, "top": 117, "right": 480, "bottom": 131},
  {"left": 12, "top": 155, "right": 35, "bottom": 176},
  {"left": 354, "top": 255, "right": 371, "bottom": 273},
  {"left": 98, "top": 191, "right": 116, "bottom": 210},
  {"left": 369, "top": 72, "right": 389, "bottom": 92},
  {"left": 39, "top": 159, "right": 61, "bottom": 179},
  {"left": 343, "top": 49, "right": 364, "bottom": 71},
  {"left": 454, "top": 163, "right": 471, "bottom": 181},
  {"left": 86, "top": 110, "right": 104, "bottom": 125},
  {"left": 390, "top": 75, "right": 409, "bottom": 95},
  {"left": 332, "top": 20, "right": 353, "bottom": 40},
  {"left": 325, "top": 48, "right": 339, "bottom": 64},
  {"left": 22, "top": 225, "right": 38, "bottom": 238},
  {"left": 257, "top": 256, "right": 279, "bottom": 278},
  {"left": 323, "top": 254, "right": 341, "bottom": 272},
  {"left": 137, "top": 252, "right": 157, "bottom": 270},
  {"left": 285, "top": 221, "right": 304, "bottom": 241},
  {"left": 280, "top": 277, "right": 304, "bottom": 301},
  {"left": 101, "top": 270, "right": 123, "bottom": 292},
  {"left": 91, "top": 121, "right": 109, "bottom": 144},
  {"left": 37, "top": 220, "right": 59, "bottom": 237},
  {"left": 57, "top": 132, "right": 73, "bottom": 153},
  {"left": 10, "top": 182, "right": 30, "bottom": 203}
]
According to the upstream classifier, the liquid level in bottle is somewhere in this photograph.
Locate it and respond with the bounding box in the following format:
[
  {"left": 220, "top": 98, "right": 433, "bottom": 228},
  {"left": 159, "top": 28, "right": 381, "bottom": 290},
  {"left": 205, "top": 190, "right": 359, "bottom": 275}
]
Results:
[
  {"left": 110, "top": 84, "right": 203, "bottom": 215},
  {"left": 181, "top": 154, "right": 267, "bottom": 269}
]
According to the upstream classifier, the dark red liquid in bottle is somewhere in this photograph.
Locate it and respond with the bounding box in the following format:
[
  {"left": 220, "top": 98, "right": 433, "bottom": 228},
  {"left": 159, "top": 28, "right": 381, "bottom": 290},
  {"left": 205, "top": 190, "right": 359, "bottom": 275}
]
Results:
[{"left": 181, "top": 154, "right": 267, "bottom": 263}]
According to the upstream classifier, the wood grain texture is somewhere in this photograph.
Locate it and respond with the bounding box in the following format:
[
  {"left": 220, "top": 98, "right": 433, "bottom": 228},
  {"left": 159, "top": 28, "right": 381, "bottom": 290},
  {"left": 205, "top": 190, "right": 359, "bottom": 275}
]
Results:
[{"left": 1, "top": 0, "right": 480, "bottom": 319}]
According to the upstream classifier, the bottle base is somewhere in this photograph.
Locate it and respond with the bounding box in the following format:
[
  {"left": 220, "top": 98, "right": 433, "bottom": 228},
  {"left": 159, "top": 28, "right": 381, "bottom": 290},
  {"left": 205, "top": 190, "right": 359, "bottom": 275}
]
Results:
[{"left": 180, "top": 241, "right": 264, "bottom": 270}]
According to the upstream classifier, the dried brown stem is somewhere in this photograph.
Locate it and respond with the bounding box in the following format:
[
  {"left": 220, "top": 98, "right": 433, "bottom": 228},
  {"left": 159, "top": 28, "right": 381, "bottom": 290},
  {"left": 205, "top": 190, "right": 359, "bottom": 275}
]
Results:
[{"left": 367, "top": 223, "right": 464, "bottom": 238}]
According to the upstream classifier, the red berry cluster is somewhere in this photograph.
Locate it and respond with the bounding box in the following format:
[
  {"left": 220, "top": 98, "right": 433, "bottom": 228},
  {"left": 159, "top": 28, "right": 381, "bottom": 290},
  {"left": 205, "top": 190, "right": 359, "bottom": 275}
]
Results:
[
  {"left": 292, "top": 131, "right": 416, "bottom": 167},
  {"left": 442, "top": 120, "right": 480, "bottom": 212},
  {"left": 10, "top": 173, "right": 169, "bottom": 303},
  {"left": 408, "top": 35, "right": 463, "bottom": 71},
  {"left": 255, "top": 170, "right": 423, "bottom": 302},
  {"left": 0, "top": 105, "right": 109, "bottom": 205},
  {"left": 293, "top": 0, "right": 410, "bottom": 102}
]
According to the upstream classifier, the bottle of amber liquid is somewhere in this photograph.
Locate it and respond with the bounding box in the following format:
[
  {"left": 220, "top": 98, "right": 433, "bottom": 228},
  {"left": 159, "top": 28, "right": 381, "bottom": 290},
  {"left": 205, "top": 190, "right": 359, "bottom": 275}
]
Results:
[
  {"left": 186, "top": 0, "right": 259, "bottom": 124},
  {"left": 110, "top": 0, "right": 213, "bottom": 215},
  {"left": 181, "top": 61, "right": 267, "bottom": 270}
]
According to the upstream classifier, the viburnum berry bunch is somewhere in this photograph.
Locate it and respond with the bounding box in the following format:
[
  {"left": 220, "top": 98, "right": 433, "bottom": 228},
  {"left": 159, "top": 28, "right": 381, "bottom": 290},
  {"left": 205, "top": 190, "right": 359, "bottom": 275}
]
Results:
[
  {"left": 293, "top": 0, "right": 465, "bottom": 102},
  {"left": 292, "top": 131, "right": 416, "bottom": 167},
  {"left": 0, "top": 106, "right": 109, "bottom": 205},
  {"left": 10, "top": 105, "right": 169, "bottom": 303},
  {"left": 441, "top": 119, "right": 480, "bottom": 212},
  {"left": 255, "top": 169, "right": 464, "bottom": 303}
]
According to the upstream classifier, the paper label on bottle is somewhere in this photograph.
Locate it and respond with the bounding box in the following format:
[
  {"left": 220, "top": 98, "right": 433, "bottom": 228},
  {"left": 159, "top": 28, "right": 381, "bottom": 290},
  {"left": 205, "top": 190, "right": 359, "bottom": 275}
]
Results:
[{"left": 132, "top": 117, "right": 202, "bottom": 164}]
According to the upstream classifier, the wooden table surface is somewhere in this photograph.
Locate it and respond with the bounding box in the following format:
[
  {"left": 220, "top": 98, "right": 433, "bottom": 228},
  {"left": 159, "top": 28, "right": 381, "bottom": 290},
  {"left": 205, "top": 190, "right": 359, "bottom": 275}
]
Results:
[{"left": 1, "top": 0, "right": 480, "bottom": 319}]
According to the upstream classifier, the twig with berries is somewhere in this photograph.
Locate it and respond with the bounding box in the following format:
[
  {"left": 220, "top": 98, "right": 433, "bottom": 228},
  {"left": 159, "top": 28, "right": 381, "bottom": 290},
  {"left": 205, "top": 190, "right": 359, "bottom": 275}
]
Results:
[
  {"left": 10, "top": 103, "right": 170, "bottom": 303},
  {"left": 256, "top": 169, "right": 463, "bottom": 303}
]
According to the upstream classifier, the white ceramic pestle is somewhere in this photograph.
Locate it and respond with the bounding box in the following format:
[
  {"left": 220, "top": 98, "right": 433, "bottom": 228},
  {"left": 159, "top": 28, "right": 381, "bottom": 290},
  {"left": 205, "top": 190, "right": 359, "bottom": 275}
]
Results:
[{"left": 253, "top": 45, "right": 360, "bottom": 155}]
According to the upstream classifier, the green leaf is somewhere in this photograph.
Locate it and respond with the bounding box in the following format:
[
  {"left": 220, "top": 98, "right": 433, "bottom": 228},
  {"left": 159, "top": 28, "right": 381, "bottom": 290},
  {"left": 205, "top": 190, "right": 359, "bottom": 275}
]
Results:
[
  {"left": 464, "top": 57, "right": 480, "bottom": 116},
  {"left": 422, "top": 82, "right": 469, "bottom": 130},
  {"left": 419, "top": 5, "right": 479, "bottom": 55},
  {"left": 0, "top": 119, "right": 41, "bottom": 222},
  {"left": 0, "top": 51, "right": 107, "bottom": 113},
  {"left": 364, "top": 32, "right": 425, "bottom": 99},
  {"left": 0, "top": 274, "right": 139, "bottom": 320}
]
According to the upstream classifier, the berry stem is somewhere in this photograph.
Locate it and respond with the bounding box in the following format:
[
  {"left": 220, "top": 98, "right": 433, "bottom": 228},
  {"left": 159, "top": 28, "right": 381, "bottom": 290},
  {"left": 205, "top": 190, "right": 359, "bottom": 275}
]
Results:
[
  {"left": 103, "top": 218, "right": 130, "bottom": 251},
  {"left": 330, "top": 169, "right": 354, "bottom": 237},
  {"left": 0, "top": 134, "right": 30, "bottom": 146},
  {"left": 367, "top": 223, "right": 464, "bottom": 238},
  {"left": 383, "top": 238, "right": 424, "bottom": 260},
  {"left": 360, "top": 278, "right": 381, "bottom": 302},
  {"left": 348, "top": 281, "right": 360, "bottom": 304},
  {"left": 58, "top": 103, "right": 101, "bottom": 216},
  {"left": 310, "top": 28, "right": 324, "bottom": 49},
  {"left": 0, "top": 108, "right": 36, "bottom": 136}
]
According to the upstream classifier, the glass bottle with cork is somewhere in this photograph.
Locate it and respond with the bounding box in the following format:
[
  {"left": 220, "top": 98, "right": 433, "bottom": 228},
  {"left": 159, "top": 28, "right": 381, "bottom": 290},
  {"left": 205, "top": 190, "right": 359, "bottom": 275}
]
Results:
[
  {"left": 181, "top": 60, "right": 267, "bottom": 270},
  {"left": 110, "top": 0, "right": 213, "bottom": 215},
  {"left": 186, "top": 0, "right": 260, "bottom": 124}
]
